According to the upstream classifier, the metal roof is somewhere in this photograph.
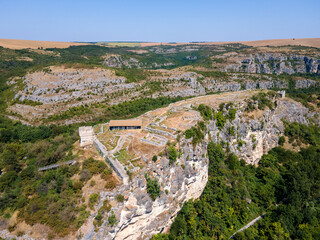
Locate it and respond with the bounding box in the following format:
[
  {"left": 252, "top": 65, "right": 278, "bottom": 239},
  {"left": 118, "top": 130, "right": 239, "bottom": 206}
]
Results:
[{"left": 109, "top": 119, "right": 142, "bottom": 127}]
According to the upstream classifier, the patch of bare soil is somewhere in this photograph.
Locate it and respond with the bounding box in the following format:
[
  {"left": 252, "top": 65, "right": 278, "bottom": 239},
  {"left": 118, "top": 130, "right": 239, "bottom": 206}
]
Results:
[
  {"left": 282, "top": 136, "right": 309, "bottom": 152},
  {"left": 16, "top": 57, "right": 33, "bottom": 61},
  {"left": 243, "top": 109, "right": 265, "bottom": 120},
  {"left": 128, "top": 49, "right": 149, "bottom": 54}
]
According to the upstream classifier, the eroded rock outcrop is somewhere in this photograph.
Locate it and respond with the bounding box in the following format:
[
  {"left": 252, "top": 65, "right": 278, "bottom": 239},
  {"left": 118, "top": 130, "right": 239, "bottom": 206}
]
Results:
[
  {"left": 103, "top": 55, "right": 173, "bottom": 69},
  {"left": 78, "top": 140, "right": 208, "bottom": 240},
  {"left": 225, "top": 53, "right": 320, "bottom": 75},
  {"left": 208, "top": 98, "right": 320, "bottom": 164}
]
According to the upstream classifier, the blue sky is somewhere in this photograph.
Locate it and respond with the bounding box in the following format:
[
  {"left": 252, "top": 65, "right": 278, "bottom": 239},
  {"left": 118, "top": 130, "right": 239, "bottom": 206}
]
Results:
[{"left": 0, "top": 0, "right": 319, "bottom": 42}]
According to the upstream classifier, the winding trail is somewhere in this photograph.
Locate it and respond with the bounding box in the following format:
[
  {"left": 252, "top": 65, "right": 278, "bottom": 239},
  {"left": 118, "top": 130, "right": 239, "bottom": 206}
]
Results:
[{"left": 229, "top": 213, "right": 266, "bottom": 239}]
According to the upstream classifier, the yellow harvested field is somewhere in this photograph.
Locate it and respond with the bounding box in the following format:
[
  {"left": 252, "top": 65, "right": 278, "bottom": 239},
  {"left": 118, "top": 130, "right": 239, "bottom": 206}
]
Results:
[
  {"left": 3, "top": 38, "right": 319, "bottom": 50},
  {"left": 141, "top": 38, "right": 320, "bottom": 48},
  {"left": 0, "top": 38, "right": 91, "bottom": 49}
]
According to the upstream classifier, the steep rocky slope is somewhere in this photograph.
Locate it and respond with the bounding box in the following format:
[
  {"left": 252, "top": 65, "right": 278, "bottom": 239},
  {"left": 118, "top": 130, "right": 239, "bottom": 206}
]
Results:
[
  {"left": 77, "top": 139, "right": 208, "bottom": 240},
  {"left": 209, "top": 98, "right": 319, "bottom": 164},
  {"left": 7, "top": 64, "right": 320, "bottom": 125},
  {"left": 225, "top": 53, "right": 320, "bottom": 74}
]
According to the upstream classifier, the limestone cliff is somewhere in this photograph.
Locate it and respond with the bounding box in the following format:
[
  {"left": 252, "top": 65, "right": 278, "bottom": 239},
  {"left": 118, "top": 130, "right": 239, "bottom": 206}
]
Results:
[
  {"left": 208, "top": 98, "right": 320, "bottom": 165},
  {"left": 78, "top": 141, "right": 208, "bottom": 240},
  {"left": 225, "top": 53, "right": 320, "bottom": 75}
]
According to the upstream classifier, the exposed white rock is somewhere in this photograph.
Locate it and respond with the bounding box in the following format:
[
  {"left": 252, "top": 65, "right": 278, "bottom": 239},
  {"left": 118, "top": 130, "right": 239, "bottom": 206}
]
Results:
[{"left": 78, "top": 140, "right": 208, "bottom": 240}]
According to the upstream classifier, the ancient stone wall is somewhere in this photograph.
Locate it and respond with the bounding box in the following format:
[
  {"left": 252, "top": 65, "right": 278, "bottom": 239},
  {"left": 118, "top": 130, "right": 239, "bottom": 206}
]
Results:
[
  {"left": 93, "top": 136, "right": 129, "bottom": 184},
  {"left": 79, "top": 126, "right": 94, "bottom": 147}
]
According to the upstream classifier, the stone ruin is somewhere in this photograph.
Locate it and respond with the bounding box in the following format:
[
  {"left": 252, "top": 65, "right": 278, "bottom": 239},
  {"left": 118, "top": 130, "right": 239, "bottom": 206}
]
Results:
[
  {"left": 278, "top": 90, "right": 286, "bottom": 98},
  {"left": 79, "top": 126, "right": 94, "bottom": 147}
]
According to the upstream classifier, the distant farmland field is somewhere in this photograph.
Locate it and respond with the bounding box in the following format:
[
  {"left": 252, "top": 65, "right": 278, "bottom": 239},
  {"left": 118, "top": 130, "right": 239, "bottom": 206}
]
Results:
[{"left": 98, "top": 42, "right": 141, "bottom": 47}]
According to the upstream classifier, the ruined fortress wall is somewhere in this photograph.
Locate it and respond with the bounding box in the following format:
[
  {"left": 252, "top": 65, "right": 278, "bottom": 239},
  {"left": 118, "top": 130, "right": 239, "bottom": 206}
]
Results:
[{"left": 93, "top": 136, "right": 129, "bottom": 184}]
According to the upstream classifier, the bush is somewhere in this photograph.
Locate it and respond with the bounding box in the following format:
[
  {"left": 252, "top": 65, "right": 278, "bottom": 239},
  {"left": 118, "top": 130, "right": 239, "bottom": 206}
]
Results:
[
  {"left": 185, "top": 128, "right": 195, "bottom": 139},
  {"left": 197, "top": 104, "right": 213, "bottom": 120},
  {"left": 214, "top": 111, "right": 226, "bottom": 130},
  {"left": 227, "top": 126, "right": 235, "bottom": 136},
  {"left": 80, "top": 169, "right": 92, "bottom": 182},
  {"left": 168, "top": 146, "right": 177, "bottom": 165},
  {"left": 219, "top": 103, "right": 225, "bottom": 111},
  {"left": 146, "top": 174, "right": 161, "bottom": 201},
  {"left": 73, "top": 181, "right": 84, "bottom": 190},
  {"left": 90, "top": 180, "right": 96, "bottom": 187},
  {"left": 152, "top": 155, "right": 158, "bottom": 162},
  {"left": 278, "top": 136, "right": 285, "bottom": 146},
  {"left": 115, "top": 194, "right": 124, "bottom": 202},
  {"left": 89, "top": 193, "right": 100, "bottom": 209},
  {"left": 184, "top": 122, "right": 205, "bottom": 145},
  {"left": 83, "top": 158, "right": 107, "bottom": 175},
  {"left": 108, "top": 212, "right": 117, "bottom": 226},
  {"left": 115, "top": 68, "right": 147, "bottom": 83},
  {"left": 227, "top": 107, "right": 237, "bottom": 121}
]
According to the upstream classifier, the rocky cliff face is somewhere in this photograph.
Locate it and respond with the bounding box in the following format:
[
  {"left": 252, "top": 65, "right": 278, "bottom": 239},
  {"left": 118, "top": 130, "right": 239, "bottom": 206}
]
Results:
[
  {"left": 208, "top": 98, "right": 320, "bottom": 165},
  {"left": 203, "top": 78, "right": 319, "bottom": 94},
  {"left": 78, "top": 141, "right": 208, "bottom": 240},
  {"left": 225, "top": 53, "right": 320, "bottom": 75}
]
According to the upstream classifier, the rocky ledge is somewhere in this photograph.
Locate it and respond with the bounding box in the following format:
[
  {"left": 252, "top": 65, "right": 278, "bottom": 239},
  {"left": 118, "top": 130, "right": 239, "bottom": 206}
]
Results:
[{"left": 225, "top": 53, "right": 320, "bottom": 75}]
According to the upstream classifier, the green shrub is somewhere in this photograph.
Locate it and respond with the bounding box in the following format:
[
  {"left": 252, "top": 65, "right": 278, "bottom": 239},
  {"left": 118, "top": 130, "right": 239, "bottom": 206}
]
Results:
[
  {"left": 227, "top": 108, "right": 237, "bottom": 121},
  {"left": 115, "top": 194, "right": 124, "bottom": 203},
  {"left": 108, "top": 212, "right": 117, "bottom": 226},
  {"left": 214, "top": 111, "right": 226, "bottom": 130},
  {"left": 89, "top": 193, "right": 100, "bottom": 209},
  {"left": 145, "top": 174, "right": 161, "bottom": 201},
  {"left": 197, "top": 104, "right": 213, "bottom": 120},
  {"left": 168, "top": 146, "right": 177, "bottom": 165},
  {"left": 115, "top": 68, "right": 147, "bottom": 83},
  {"left": 278, "top": 136, "right": 285, "bottom": 146},
  {"left": 152, "top": 155, "right": 158, "bottom": 162},
  {"left": 83, "top": 158, "right": 107, "bottom": 175},
  {"left": 227, "top": 126, "right": 235, "bottom": 136}
]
